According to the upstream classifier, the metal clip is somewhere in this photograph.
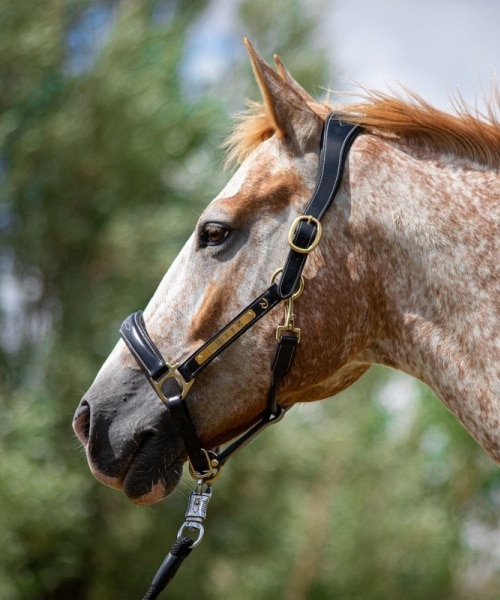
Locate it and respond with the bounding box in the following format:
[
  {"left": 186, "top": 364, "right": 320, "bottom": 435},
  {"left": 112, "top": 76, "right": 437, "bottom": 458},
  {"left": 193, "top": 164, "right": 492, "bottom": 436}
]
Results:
[
  {"left": 274, "top": 274, "right": 305, "bottom": 343},
  {"left": 276, "top": 295, "right": 301, "bottom": 342},
  {"left": 177, "top": 480, "right": 212, "bottom": 548}
]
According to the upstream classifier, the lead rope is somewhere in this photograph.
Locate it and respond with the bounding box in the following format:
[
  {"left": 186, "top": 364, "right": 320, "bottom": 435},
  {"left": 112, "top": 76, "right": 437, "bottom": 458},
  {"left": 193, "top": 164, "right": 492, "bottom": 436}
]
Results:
[
  {"left": 141, "top": 537, "right": 193, "bottom": 600},
  {"left": 142, "top": 480, "right": 212, "bottom": 600},
  {"left": 141, "top": 304, "right": 301, "bottom": 599}
]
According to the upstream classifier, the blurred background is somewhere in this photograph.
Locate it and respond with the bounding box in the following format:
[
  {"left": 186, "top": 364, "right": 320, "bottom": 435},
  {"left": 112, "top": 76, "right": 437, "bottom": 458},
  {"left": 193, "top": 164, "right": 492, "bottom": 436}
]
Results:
[{"left": 1, "top": 1, "right": 499, "bottom": 598}]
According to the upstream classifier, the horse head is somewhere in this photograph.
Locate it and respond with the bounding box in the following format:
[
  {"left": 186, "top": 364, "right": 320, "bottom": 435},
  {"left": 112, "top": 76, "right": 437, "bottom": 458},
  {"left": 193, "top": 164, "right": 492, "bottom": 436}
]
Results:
[
  {"left": 73, "top": 41, "right": 373, "bottom": 505},
  {"left": 74, "top": 35, "right": 500, "bottom": 505}
]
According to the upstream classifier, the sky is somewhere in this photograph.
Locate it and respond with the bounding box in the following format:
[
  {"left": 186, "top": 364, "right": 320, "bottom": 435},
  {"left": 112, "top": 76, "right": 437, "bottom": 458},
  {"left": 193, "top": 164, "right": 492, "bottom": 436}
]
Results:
[
  {"left": 187, "top": 0, "right": 500, "bottom": 112},
  {"left": 321, "top": 0, "right": 500, "bottom": 110}
]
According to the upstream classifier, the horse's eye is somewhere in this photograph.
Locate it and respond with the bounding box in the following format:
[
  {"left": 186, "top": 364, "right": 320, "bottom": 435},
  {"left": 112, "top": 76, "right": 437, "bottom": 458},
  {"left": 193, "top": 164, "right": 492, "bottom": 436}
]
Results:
[{"left": 200, "top": 223, "right": 231, "bottom": 247}]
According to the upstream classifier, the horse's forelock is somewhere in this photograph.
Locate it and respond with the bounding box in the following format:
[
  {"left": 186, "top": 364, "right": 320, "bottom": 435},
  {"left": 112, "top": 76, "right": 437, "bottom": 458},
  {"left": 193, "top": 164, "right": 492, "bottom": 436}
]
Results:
[
  {"left": 223, "top": 99, "right": 330, "bottom": 167},
  {"left": 223, "top": 101, "right": 277, "bottom": 167}
]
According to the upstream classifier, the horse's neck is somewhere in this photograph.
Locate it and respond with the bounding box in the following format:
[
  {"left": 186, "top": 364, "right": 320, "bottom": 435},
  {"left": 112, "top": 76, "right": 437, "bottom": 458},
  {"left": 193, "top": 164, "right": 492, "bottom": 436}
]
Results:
[{"left": 354, "top": 136, "right": 500, "bottom": 461}]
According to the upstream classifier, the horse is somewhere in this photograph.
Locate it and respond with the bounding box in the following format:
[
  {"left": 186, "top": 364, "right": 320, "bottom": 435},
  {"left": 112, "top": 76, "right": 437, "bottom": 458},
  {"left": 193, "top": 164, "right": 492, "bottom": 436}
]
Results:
[{"left": 73, "top": 39, "right": 500, "bottom": 507}]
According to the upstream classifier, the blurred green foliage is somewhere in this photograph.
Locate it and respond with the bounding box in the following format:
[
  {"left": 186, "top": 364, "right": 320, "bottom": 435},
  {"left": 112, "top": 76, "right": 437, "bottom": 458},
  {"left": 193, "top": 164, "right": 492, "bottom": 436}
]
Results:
[{"left": 1, "top": 1, "right": 500, "bottom": 599}]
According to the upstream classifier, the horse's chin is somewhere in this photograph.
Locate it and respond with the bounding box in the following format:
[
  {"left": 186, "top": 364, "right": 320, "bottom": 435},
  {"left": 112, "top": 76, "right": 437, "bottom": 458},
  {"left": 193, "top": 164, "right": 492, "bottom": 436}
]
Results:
[
  {"left": 123, "top": 465, "right": 183, "bottom": 505},
  {"left": 122, "top": 456, "right": 184, "bottom": 505},
  {"left": 87, "top": 442, "right": 184, "bottom": 505},
  {"left": 126, "top": 481, "right": 171, "bottom": 505}
]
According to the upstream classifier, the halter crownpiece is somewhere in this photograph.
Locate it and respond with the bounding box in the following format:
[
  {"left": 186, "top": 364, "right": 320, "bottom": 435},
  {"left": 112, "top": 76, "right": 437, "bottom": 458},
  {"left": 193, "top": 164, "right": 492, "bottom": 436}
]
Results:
[{"left": 119, "top": 114, "right": 361, "bottom": 598}]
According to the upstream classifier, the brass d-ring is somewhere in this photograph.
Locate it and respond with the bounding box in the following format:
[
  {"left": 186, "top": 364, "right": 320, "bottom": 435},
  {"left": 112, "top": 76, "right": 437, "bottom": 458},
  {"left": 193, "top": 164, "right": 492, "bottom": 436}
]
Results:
[
  {"left": 188, "top": 450, "right": 223, "bottom": 483},
  {"left": 271, "top": 268, "right": 282, "bottom": 285},
  {"left": 271, "top": 268, "right": 305, "bottom": 300}
]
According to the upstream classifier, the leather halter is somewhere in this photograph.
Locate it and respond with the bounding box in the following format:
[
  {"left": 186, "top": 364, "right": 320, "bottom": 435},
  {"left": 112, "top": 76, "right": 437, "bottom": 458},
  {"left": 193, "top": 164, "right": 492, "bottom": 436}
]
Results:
[{"left": 119, "top": 114, "right": 361, "bottom": 481}]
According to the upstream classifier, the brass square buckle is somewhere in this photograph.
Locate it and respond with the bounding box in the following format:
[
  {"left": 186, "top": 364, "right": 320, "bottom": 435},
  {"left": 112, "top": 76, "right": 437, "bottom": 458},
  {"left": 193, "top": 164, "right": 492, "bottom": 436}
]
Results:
[
  {"left": 287, "top": 215, "right": 322, "bottom": 254},
  {"left": 152, "top": 364, "right": 194, "bottom": 401}
]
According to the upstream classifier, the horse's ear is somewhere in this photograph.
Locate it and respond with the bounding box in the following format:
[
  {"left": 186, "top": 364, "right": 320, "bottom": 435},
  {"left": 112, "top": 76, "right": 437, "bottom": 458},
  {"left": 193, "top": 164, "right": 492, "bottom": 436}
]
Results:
[
  {"left": 273, "top": 53, "right": 315, "bottom": 104},
  {"left": 244, "top": 39, "right": 322, "bottom": 152}
]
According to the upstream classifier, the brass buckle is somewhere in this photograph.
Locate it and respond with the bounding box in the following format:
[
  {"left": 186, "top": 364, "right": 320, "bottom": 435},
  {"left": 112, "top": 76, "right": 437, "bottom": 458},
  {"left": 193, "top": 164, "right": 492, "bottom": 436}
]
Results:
[
  {"left": 287, "top": 215, "right": 322, "bottom": 254},
  {"left": 152, "top": 364, "right": 194, "bottom": 401}
]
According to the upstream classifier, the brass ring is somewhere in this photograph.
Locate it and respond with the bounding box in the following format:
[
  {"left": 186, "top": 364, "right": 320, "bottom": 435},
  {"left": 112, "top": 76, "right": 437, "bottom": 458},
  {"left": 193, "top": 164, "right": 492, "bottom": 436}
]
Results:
[
  {"left": 188, "top": 450, "right": 223, "bottom": 484},
  {"left": 270, "top": 268, "right": 305, "bottom": 299}
]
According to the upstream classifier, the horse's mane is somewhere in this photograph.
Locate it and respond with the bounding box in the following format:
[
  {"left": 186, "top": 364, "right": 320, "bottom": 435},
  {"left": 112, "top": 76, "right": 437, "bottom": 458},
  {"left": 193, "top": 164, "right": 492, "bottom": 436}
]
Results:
[{"left": 226, "top": 88, "right": 500, "bottom": 169}]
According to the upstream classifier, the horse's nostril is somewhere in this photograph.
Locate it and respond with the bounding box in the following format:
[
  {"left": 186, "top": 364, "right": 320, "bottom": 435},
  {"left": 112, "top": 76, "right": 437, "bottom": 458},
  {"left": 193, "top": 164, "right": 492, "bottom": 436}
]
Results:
[{"left": 73, "top": 401, "right": 91, "bottom": 446}]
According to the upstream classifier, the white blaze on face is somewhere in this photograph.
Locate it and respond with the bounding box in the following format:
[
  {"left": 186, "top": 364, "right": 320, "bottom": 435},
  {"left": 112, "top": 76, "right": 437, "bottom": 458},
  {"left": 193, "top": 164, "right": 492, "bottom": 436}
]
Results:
[{"left": 212, "top": 136, "right": 300, "bottom": 203}]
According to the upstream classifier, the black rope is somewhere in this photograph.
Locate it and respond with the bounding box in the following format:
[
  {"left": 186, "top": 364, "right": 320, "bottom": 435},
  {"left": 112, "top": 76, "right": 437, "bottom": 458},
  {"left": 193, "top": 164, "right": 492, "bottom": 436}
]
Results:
[{"left": 141, "top": 536, "right": 194, "bottom": 600}]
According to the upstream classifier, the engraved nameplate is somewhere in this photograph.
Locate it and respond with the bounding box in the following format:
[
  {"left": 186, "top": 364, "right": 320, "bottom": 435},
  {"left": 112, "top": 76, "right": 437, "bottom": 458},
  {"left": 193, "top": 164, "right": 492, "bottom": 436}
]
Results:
[{"left": 194, "top": 309, "right": 257, "bottom": 365}]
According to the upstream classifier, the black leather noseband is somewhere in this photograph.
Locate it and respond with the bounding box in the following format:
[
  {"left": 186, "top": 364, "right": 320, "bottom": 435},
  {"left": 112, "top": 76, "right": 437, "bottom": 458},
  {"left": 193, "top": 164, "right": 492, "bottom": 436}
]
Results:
[{"left": 120, "top": 114, "right": 361, "bottom": 480}]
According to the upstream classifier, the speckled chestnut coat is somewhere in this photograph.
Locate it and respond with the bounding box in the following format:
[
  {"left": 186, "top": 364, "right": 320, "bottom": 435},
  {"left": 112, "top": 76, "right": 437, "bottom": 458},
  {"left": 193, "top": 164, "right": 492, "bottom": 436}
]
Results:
[{"left": 74, "top": 40, "right": 500, "bottom": 505}]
